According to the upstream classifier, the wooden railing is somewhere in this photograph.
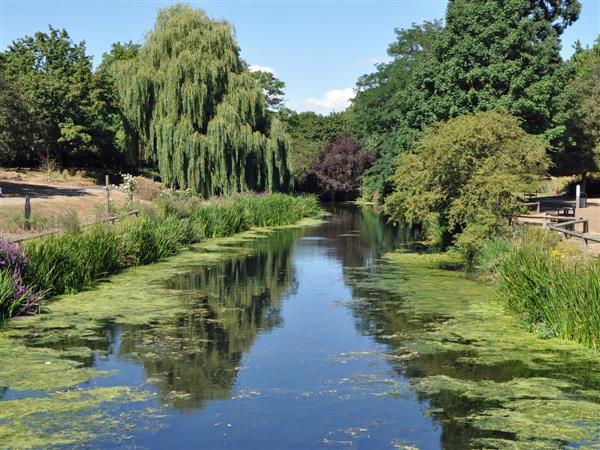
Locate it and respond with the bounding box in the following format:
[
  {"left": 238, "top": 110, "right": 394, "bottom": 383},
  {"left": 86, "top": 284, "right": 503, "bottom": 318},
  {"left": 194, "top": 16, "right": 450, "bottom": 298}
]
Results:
[
  {"left": 514, "top": 213, "right": 600, "bottom": 248},
  {"left": 10, "top": 210, "right": 140, "bottom": 244},
  {"left": 547, "top": 218, "right": 600, "bottom": 248}
]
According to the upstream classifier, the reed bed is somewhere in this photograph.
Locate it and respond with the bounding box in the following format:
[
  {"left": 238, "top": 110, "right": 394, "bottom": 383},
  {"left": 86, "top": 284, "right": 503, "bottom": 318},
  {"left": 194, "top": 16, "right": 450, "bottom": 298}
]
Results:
[
  {"left": 479, "top": 229, "right": 600, "bottom": 348},
  {"left": 0, "top": 193, "right": 320, "bottom": 319}
]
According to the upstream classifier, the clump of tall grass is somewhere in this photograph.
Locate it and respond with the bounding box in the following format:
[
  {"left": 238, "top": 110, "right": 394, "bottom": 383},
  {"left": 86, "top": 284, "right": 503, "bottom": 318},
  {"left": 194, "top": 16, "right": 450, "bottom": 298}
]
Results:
[
  {"left": 2, "top": 193, "right": 319, "bottom": 319},
  {"left": 492, "top": 229, "right": 600, "bottom": 348},
  {"left": 235, "top": 193, "right": 320, "bottom": 227}
]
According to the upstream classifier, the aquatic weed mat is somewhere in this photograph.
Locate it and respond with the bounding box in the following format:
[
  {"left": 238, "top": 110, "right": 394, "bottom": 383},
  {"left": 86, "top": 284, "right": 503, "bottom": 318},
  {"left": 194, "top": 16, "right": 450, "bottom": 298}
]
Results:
[
  {"left": 346, "top": 251, "right": 600, "bottom": 449},
  {"left": 0, "top": 219, "right": 319, "bottom": 448}
]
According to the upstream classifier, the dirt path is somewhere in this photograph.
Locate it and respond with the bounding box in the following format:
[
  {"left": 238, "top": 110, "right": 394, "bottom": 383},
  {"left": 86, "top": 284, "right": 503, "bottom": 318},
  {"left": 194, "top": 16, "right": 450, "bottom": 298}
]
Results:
[{"left": 0, "top": 174, "right": 129, "bottom": 238}]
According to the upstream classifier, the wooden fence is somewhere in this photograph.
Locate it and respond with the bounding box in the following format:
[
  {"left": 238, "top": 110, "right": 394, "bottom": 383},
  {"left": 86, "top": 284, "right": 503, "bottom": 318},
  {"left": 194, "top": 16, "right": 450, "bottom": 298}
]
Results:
[
  {"left": 514, "top": 213, "right": 600, "bottom": 248},
  {"left": 10, "top": 210, "right": 140, "bottom": 244}
]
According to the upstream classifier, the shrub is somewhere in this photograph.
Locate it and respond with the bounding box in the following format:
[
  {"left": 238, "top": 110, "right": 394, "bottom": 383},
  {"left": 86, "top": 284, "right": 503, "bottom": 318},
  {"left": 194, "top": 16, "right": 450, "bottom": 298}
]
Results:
[
  {"left": 384, "top": 111, "right": 550, "bottom": 257},
  {"left": 304, "top": 134, "right": 373, "bottom": 201}
]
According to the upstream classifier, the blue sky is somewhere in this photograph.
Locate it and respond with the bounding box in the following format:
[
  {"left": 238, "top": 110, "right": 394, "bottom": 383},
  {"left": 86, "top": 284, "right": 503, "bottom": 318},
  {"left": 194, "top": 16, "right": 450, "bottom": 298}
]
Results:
[{"left": 1, "top": 0, "right": 599, "bottom": 114}]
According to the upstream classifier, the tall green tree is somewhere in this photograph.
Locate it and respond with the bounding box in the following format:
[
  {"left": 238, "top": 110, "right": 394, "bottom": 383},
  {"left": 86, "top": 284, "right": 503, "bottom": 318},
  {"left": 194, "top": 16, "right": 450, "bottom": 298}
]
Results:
[
  {"left": 570, "top": 38, "right": 600, "bottom": 181},
  {"left": 0, "top": 71, "right": 40, "bottom": 166},
  {"left": 350, "top": 20, "right": 443, "bottom": 201},
  {"left": 2, "top": 27, "right": 119, "bottom": 167},
  {"left": 418, "top": 0, "right": 580, "bottom": 137},
  {"left": 114, "top": 5, "right": 292, "bottom": 196},
  {"left": 97, "top": 41, "right": 142, "bottom": 165},
  {"left": 353, "top": 0, "right": 581, "bottom": 201}
]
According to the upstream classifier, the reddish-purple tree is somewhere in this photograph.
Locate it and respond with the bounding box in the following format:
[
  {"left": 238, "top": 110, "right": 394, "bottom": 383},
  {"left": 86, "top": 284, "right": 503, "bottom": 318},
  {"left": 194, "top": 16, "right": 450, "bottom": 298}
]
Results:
[{"left": 305, "top": 134, "right": 373, "bottom": 200}]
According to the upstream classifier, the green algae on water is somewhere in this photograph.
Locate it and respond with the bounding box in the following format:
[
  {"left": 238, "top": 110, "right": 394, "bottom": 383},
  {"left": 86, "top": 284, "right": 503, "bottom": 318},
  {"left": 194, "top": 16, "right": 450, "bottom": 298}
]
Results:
[
  {"left": 0, "top": 387, "right": 153, "bottom": 449},
  {"left": 0, "top": 220, "right": 318, "bottom": 448},
  {"left": 348, "top": 251, "right": 600, "bottom": 448}
]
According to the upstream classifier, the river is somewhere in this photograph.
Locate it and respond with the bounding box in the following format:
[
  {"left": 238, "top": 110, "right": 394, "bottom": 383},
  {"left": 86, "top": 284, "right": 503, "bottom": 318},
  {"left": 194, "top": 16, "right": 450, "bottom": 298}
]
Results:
[{"left": 1, "top": 205, "right": 599, "bottom": 449}]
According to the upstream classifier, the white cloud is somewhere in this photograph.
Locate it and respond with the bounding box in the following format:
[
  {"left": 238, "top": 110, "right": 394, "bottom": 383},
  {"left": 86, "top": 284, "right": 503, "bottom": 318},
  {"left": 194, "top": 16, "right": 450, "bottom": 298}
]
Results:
[
  {"left": 357, "top": 57, "right": 391, "bottom": 66},
  {"left": 304, "top": 88, "right": 356, "bottom": 113},
  {"left": 248, "top": 64, "right": 276, "bottom": 75}
]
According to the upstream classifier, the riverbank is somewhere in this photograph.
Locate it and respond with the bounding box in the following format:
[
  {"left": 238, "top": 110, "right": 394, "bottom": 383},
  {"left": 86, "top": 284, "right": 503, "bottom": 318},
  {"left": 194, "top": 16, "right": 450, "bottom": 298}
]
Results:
[
  {"left": 0, "top": 193, "right": 321, "bottom": 320},
  {"left": 476, "top": 228, "right": 599, "bottom": 349},
  {"left": 0, "top": 220, "right": 321, "bottom": 448},
  {"left": 349, "top": 250, "right": 600, "bottom": 448}
]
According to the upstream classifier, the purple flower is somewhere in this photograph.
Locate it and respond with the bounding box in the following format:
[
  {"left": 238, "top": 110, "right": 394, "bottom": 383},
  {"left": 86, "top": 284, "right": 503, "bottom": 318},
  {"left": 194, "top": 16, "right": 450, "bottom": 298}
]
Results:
[{"left": 1, "top": 236, "right": 43, "bottom": 317}]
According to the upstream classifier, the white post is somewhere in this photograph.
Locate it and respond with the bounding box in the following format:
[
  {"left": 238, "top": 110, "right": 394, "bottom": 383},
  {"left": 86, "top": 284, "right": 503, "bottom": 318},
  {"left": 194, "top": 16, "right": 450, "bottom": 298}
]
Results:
[
  {"left": 576, "top": 184, "right": 581, "bottom": 209},
  {"left": 105, "top": 175, "right": 111, "bottom": 219}
]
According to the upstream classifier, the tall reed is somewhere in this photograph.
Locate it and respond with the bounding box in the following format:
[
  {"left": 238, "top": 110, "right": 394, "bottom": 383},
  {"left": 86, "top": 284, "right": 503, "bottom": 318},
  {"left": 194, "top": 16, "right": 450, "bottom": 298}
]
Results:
[
  {"left": 1, "top": 193, "right": 320, "bottom": 320},
  {"left": 494, "top": 230, "right": 600, "bottom": 348}
]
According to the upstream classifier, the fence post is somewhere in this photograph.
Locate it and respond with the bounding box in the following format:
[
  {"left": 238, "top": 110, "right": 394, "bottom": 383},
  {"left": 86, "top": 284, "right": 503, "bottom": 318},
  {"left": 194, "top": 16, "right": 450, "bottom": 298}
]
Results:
[
  {"left": 105, "top": 175, "right": 110, "bottom": 220},
  {"left": 24, "top": 195, "right": 31, "bottom": 230}
]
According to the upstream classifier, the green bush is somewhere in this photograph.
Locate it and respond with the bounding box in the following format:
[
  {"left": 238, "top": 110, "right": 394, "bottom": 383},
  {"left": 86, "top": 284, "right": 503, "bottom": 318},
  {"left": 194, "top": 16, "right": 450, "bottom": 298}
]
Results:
[{"left": 384, "top": 111, "right": 550, "bottom": 257}]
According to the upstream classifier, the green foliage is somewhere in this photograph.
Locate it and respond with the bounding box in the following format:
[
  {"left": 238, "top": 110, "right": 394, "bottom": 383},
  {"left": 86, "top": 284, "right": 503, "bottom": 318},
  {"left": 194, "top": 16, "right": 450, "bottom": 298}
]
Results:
[
  {"left": 474, "top": 235, "right": 512, "bottom": 273},
  {"left": 559, "top": 38, "right": 600, "bottom": 176},
  {"left": 1, "top": 26, "right": 124, "bottom": 167},
  {"left": 350, "top": 21, "right": 443, "bottom": 200},
  {"left": 95, "top": 41, "right": 142, "bottom": 167},
  {"left": 249, "top": 70, "right": 286, "bottom": 111},
  {"left": 384, "top": 111, "right": 549, "bottom": 256},
  {"left": 495, "top": 229, "right": 600, "bottom": 348},
  {"left": 99, "top": 41, "right": 140, "bottom": 71},
  {"left": 18, "top": 193, "right": 319, "bottom": 307},
  {"left": 418, "top": 0, "right": 579, "bottom": 136},
  {"left": 0, "top": 73, "right": 40, "bottom": 166},
  {"left": 279, "top": 109, "right": 351, "bottom": 186},
  {"left": 114, "top": 5, "right": 292, "bottom": 196},
  {"left": 234, "top": 193, "right": 320, "bottom": 227},
  {"left": 354, "top": 1, "right": 582, "bottom": 199}
]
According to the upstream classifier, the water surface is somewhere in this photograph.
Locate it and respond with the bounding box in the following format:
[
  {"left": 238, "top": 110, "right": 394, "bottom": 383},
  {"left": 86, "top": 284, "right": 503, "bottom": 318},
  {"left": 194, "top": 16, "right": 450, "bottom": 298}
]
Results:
[{"left": 1, "top": 205, "right": 599, "bottom": 449}]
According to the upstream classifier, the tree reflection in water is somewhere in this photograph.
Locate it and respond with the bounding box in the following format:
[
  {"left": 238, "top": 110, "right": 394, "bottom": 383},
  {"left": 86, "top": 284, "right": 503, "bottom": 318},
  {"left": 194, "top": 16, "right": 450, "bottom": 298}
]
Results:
[{"left": 114, "top": 228, "right": 301, "bottom": 410}]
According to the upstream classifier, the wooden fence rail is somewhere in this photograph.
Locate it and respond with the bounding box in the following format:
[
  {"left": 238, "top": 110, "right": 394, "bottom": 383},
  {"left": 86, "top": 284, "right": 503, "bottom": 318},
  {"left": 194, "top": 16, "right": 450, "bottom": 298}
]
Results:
[
  {"left": 514, "top": 213, "right": 600, "bottom": 248},
  {"left": 10, "top": 210, "right": 140, "bottom": 244},
  {"left": 548, "top": 219, "right": 600, "bottom": 248}
]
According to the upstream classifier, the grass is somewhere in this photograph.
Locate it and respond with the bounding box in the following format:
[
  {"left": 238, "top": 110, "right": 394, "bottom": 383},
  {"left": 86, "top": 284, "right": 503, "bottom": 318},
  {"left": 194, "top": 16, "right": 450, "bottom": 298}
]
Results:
[
  {"left": 478, "top": 229, "right": 600, "bottom": 349},
  {"left": 1, "top": 193, "right": 320, "bottom": 319}
]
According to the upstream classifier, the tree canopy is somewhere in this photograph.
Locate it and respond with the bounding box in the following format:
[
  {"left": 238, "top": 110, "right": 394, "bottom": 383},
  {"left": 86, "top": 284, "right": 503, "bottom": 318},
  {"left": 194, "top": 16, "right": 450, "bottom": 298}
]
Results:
[
  {"left": 571, "top": 38, "right": 600, "bottom": 176},
  {"left": 350, "top": 20, "right": 442, "bottom": 200},
  {"left": 249, "top": 70, "right": 286, "bottom": 112},
  {"left": 279, "top": 109, "right": 351, "bottom": 187},
  {"left": 352, "top": 0, "right": 582, "bottom": 200},
  {"left": 384, "top": 111, "right": 550, "bottom": 255},
  {"left": 304, "top": 133, "right": 372, "bottom": 201},
  {"left": 0, "top": 72, "right": 40, "bottom": 166},
  {"left": 114, "top": 5, "right": 292, "bottom": 196},
  {"left": 1, "top": 26, "right": 122, "bottom": 167}
]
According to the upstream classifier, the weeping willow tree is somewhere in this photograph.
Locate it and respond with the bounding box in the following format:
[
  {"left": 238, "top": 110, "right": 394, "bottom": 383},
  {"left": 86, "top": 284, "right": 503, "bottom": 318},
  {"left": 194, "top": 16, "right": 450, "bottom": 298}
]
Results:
[{"left": 114, "top": 4, "right": 292, "bottom": 195}]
